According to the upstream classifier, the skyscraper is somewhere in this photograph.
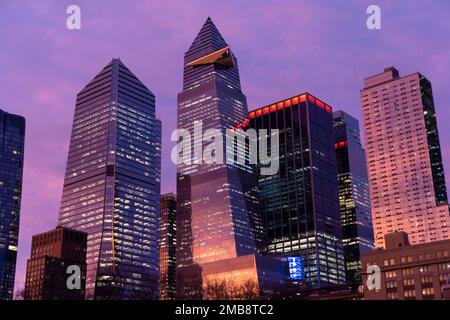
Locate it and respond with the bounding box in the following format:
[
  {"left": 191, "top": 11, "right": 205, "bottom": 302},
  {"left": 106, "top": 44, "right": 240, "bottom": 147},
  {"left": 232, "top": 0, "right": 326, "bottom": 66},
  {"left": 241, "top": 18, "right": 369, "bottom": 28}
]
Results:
[
  {"left": 0, "top": 109, "right": 25, "bottom": 300},
  {"left": 57, "top": 59, "right": 161, "bottom": 299},
  {"left": 176, "top": 18, "right": 272, "bottom": 298},
  {"left": 333, "top": 110, "right": 374, "bottom": 284},
  {"left": 361, "top": 67, "right": 450, "bottom": 248},
  {"left": 159, "top": 193, "right": 176, "bottom": 300},
  {"left": 24, "top": 227, "right": 87, "bottom": 300},
  {"left": 239, "top": 93, "right": 347, "bottom": 287}
]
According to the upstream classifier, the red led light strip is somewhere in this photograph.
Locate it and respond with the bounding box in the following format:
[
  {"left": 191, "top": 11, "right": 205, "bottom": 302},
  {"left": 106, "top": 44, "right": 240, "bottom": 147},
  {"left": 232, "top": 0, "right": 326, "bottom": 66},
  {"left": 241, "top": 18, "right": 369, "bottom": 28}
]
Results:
[{"left": 236, "top": 93, "right": 333, "bottom": 129}]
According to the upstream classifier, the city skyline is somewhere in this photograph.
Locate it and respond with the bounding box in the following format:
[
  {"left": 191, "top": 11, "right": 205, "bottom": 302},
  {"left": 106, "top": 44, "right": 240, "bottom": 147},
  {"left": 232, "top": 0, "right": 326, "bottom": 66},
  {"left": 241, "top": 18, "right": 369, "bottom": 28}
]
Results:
[{"left": 0, "top": 1, "right": 450, "bottom": 292}]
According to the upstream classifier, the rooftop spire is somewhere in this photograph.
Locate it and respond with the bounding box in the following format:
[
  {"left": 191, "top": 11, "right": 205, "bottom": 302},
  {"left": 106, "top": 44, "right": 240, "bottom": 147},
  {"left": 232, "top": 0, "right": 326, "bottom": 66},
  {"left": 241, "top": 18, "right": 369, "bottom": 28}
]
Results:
[{"left": 186, "top": 17, "right": 228, "bottom": 62}]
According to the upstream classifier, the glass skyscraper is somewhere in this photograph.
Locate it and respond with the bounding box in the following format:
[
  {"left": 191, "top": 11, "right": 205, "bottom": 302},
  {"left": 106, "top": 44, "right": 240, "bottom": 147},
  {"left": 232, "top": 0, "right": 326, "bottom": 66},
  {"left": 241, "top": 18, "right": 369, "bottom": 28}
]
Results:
[
  {"left": 159, "top": 193, "right": 176, "bottom": 300},
  {"left": 0, "top": 109, "right": 25, "bottom": 300},
  {"left": 176, "top": 18, "right": 265, "bottom": 298},
  {"left": 361, "top": 67, "right": 450, "bottom": 248},
  {"left": 57, "top": 59, "right": 161, "bottom": 299},
  {"left": 333, "top": 110, "right": 374, "bottom": 285},
  {"left": 240, "top": 93, "right": 347, "bottom": 287}
]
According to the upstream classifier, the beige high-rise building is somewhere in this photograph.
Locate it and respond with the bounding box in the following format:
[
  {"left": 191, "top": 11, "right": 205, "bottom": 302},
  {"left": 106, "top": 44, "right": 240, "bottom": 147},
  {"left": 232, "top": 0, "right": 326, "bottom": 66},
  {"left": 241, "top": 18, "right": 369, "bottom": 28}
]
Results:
[{"left": 360, "top": 67, "right": 450, "bottom": 248}]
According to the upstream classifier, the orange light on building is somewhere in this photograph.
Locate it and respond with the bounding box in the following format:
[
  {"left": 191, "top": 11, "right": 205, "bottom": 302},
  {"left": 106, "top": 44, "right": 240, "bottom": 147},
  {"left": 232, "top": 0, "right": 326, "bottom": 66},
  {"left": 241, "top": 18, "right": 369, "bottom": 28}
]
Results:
[
  {"left": 256, "top": 109, "right": 263, "bottom": 117},
  {"left": 263, "top": 107, "right": 270, "bottom": 115},
  {"left": 243, "top": 119, "right": 249, "bottom": 127},
  {"left": 249, "top": 111, "right": 256, "bottom": 119},
  {"left": 276, "top": 102, "right": 284, "bottom": 110},
  {"left": 292, "top": 96, "right": 299, "bottom": 105},
  {"left": 335, "top": 140, "right": 348, "bottom": 149},
  {"left": 316, "top": 99, "right": 325, "bottom": 109},
  {"left": 325, "top": 105, "right": 332, "bottom": 113},
  {"left": 308, "top": 95, "right": 316, "bottom": 104},
  {"left": 284, "top": 99, "right": 292, "bottom": 108},
  {"left": 270, "top": 104, "right": 277, "bottom": 112},
  {"left": 299, "top": 94, "right": 307, "bottom": 102}
]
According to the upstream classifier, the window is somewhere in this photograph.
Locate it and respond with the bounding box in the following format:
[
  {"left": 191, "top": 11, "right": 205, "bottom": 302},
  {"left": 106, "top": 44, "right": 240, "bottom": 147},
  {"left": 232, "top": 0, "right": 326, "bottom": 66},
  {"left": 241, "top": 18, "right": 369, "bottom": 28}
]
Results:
[
  {"left": 403, "top": 278, "right": 415, "bottom": 286},
  {"left": 386, "top": 281, "right": 397, "bottom": 289},
  {"left": 402, "top": 268, "right": 414, "bottom": 276},
  {"left": 385, "top": 271, "right": 397, "bottom": 279},
  {"left": 422, "top": 287, "right": 434, "bottom": 298},
  {"left": 419, "top": 265, "right": 430, "bottom": 273},
  {"left": 404, "top": 290, "right": 416, "bottom": 299},
  {"left": 438, "top": 263, "right": 449, "bottom": 271},
  {"left": 387, "top": 292, "right": 398, "bottom": 300},
  {"left": 400, "top": 256, "right": 412, "bottom": 264}
]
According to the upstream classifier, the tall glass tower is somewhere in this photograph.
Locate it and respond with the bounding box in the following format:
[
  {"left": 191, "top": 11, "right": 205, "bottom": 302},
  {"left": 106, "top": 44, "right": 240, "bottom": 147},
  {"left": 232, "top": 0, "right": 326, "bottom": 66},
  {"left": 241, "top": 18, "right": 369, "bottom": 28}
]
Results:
[
  {"left": 333, "top": 110, "right": 374, "bottom": 285},
  {"left": 240, "top": 93, "right": 347, "bottom": 287},
  {"left": 159, "top": 193, "right": 176, "bottom": 300},
  {"left": 57, "top": 59, "right": 161, "bottom": 299},
  {"left": 0, "top": 109, "right": 25, "bottom": 300},
  {"left": 176, "top": 18, "right": 263, "bottom": 298}
]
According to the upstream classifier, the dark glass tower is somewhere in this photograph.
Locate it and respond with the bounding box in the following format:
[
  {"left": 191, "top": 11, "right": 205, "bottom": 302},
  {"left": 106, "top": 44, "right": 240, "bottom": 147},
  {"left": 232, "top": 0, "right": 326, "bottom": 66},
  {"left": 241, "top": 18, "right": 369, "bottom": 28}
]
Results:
[
  {"left": 176, "top": 18, "right": 262, "bottom": 297},
  {"left": 0, "top": 109, "right": 25, "bottom": 300},
  {"left": 159, "top": 193, "right": 176, "bottom": 300},
  {"left": 333, "top": 110, "right": 374, "bottom": 285},
  {"left": 241, "top": 93, "right": 347, "bottom": 287},
  {"left": 57, "top": 59, "right": 161, "bottom": 299}
]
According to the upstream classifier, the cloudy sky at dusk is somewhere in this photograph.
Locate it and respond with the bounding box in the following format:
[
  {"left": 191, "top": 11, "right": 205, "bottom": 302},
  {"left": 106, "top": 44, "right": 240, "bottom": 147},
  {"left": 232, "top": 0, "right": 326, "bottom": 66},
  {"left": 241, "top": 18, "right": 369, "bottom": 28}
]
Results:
[{"left": 1, "top": 0, "right": 450, "bottom": 290}]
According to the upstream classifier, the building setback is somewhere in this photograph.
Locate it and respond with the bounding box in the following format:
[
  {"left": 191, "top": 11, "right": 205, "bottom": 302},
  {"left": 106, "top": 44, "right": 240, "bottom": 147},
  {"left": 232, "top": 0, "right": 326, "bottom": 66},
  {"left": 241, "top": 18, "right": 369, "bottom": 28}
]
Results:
[
  {"left": 159, "top": 193, "right": 176, "bottom": 300},
  {"left": 333, "top": 110, "right": 374, "bottom": 284},
  {"left": 239, "top": 93, "right": 346, "bottom": 287},
  {"left": 0, "top": 109, "right": 25, "bottom": 300},
  {"left": 57, "top": 59, "right": 161, "bottom": 299},
  {"left": 24, "top": 227, "right": 87, "bottom": 300},
  {"left": 361, "top": 232, "right": 450, "bottom": 300},
  {"left": 360, "top": 67, "right": 450, "bottom": 248}
]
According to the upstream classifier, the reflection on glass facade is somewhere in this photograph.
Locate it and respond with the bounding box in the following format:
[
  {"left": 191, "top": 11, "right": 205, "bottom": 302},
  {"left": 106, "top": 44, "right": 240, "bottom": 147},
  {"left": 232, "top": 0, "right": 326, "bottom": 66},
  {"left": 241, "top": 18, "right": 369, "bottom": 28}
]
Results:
[
  {"left": 57, "top": 59, "right": 161, "bottom": 299},
  {"left": 361, "top": 67, "right": 450, "bottom": 248},
  {"left": 333, "top": 110, "right": 374, "bottom": 285},
  {"left": 242, "top": 94, "right": 346, "bottom": 287},
  {"left": 0, "top": 109, "right": 25, "bottom": 300},
  {"left": 176, "top": 18, "right": 262, "bottom": 298},
  {"left": 159, "top": 193, "right": 176, "bottom": 300}
]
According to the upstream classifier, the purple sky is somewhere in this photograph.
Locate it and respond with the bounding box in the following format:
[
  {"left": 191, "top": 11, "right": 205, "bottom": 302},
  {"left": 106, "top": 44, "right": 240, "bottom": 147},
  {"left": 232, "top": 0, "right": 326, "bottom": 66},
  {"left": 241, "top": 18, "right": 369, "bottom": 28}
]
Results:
[{"left": 1, "top": 0, "right": 450, "bottom": 291}]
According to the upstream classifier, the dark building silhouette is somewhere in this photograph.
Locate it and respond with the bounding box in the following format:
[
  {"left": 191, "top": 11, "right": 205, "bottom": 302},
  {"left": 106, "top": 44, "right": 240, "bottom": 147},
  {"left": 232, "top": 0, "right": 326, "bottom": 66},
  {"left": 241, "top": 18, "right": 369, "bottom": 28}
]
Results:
[
  {"left": 333, "top": 110, "right": 374, "bottom": 284},
  {"left": 24, "top": 227, "right": 87, "bottom": 300},
  {"left": 0, "top": 109, "right": 25, "bottom": 300},
  {"left": 57, "top": 59, "right": 161, "bottom": 299},
  {"left": 361, "top": 232, "right": 450, "bottom": 300},
  {"left": 238, "top": 93, "right": 347, "bottom": 287},
  {"left": 159, "top": 193, "right": 176, "bottom": 300}
]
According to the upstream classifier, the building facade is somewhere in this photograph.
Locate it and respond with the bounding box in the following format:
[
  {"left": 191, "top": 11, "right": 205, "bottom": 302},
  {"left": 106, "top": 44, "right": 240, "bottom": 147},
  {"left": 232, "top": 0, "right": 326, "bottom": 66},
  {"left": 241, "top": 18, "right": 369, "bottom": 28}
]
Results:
[
  {"left": 361, "top": 232, "right": 450, "bottom": 300},
  {"left": 24, "top": 227, "right": 87, "bottom": 300},
  {"left": 0, "top": 109, "right": 25, "bottom": 300},
  {"left": 159, "top": 193, "right": 176, "bottom": 300},
  {"left": 239, "top": 93, "right": 347, "bottom": 287},
  {"left": 333, "top": 110, "right": 374, "bottom": 284},
  {"left": 361, "top": 67, "right": 450, "bottom": 248},
  {"left": 57, "top": 59, "right": 161, "bottom": 299},
  {"left": 176, "top": 18, "right": 269, "bottom": 298}
]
